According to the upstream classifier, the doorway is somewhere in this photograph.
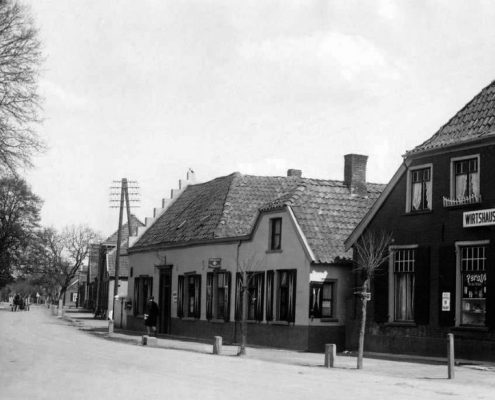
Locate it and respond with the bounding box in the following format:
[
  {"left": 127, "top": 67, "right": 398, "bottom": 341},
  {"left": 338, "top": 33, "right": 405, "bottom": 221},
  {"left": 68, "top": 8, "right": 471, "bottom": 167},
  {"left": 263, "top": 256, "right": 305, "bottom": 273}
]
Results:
[{"left": 158, "top": 267, "right": 172, "bottom": 334}]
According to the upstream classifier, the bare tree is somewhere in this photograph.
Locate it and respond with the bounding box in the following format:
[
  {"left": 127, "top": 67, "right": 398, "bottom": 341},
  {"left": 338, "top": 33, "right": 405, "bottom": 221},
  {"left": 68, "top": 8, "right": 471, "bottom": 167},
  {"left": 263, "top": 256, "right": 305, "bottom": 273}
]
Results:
[
  {"left": 354, "top": 230, "right": 392, "bottom": 369},
  {"left": 237, "top": 254, "right": 265, "bottom": 356},
  {"left": 0, "top": 0, "right": 44, "bottom": 175},
  {"left": 26, "top": 225, "right": 101, "bottom": 303}
]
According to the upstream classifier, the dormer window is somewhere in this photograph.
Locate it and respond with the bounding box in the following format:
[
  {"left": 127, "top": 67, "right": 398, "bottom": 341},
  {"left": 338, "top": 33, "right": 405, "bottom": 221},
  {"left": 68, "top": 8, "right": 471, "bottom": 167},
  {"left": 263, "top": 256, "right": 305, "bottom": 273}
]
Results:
[{"left": 407, "top": 165, "right": 432, "bottom": 212}]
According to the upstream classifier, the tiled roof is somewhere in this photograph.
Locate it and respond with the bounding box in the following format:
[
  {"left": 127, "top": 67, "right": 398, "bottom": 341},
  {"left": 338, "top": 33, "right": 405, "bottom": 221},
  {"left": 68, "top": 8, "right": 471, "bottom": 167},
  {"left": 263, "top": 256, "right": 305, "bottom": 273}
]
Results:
[
  {"left": 131, "top": 173, "right": 384, "bottom": 264},
  {"left": 104, "top": 214, "right": 144, "bottom": 245},
  {"left": 107, "top": 241, "right": 130, "bottom": 277},
  {"left": 410, "top": 80, "right": 495, "bottom": 154}
]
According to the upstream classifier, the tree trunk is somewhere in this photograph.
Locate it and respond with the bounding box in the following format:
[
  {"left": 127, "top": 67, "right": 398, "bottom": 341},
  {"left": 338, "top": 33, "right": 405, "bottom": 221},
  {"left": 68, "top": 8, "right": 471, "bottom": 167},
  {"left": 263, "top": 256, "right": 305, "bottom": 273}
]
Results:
[
  {"left": 357, "top": 279, "right": 369, "bottom": 369},
  {"left": 239, "top": 271, "right": 248, "bottom": 356}
]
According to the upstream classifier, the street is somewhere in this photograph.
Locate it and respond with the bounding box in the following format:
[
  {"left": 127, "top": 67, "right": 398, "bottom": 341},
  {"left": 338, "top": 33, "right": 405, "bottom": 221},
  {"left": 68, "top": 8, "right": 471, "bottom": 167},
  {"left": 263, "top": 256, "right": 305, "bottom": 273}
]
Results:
[{"left": 1, "top": 305, "right": 494, "bottom": 400}]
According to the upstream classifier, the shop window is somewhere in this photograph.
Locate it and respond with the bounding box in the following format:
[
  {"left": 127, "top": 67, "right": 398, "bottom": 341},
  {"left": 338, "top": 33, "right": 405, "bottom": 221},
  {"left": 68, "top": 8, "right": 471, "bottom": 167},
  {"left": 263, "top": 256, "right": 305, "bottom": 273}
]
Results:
[
  {"left": 134, "top": 276, "right": 152, "bottom": 316},
  {"left": 177, "top": 274, "right": 201, "bottom": 318},
  {"left": 309, "top": 281, "right": 335, "bottom": 319},
  {"left": 270, "top": 218, "right": 282, "bottom": 250},
  {"left": 277, "top": 269, "right": 296, "bottom": 322},
  {"left": 408, "top": 167, "right": 432, "bottom": 212},
  {"left": 392, "top": 248, "right": 415, "bottom": 321},
  {"left": 460, "top": 246, "right": 486, "bottom": 326},
  {"left": 206, "top": 271, "right": 231, "bottom": 321}
]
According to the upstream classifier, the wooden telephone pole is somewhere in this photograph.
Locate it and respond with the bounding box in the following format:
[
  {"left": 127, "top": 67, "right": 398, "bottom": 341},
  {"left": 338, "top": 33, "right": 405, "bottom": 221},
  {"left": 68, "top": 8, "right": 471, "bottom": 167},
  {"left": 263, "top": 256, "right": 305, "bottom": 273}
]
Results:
[{"left": 110, "top": 178, "right": 139, "bottom": 320}]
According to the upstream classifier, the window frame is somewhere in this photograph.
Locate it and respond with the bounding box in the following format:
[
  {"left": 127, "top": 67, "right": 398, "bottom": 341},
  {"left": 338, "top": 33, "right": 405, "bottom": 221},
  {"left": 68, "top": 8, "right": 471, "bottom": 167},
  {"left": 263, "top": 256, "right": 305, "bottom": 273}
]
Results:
[
  {"left": 276, "top": 269, "right": 296, "bottom": 322},
  {"left": 388, "top": 245, "right": 418, "bottom": 323},
  {"left": 455, "top": 240, "right": 489, "bottom": 327},
  {"left": 247, "top": 271, "right": 265, "bottom": 322},
  {"left": 269, "top": 217, "right": 282, "bottom": 251},
  {"left": 309, "top": 280, "right": 336, "bottom": 320},
  {"left": 133, "top": 276, "right": 153, "bottom": 316},
  {"left": 405, "top": 163, "right": 433, "bottom": 213},
  {"left": 450, "top": 154, "right": 480, "bottom": 201},
  {"left": 178, "top": 273, "right": 201, "bottom": 319}
]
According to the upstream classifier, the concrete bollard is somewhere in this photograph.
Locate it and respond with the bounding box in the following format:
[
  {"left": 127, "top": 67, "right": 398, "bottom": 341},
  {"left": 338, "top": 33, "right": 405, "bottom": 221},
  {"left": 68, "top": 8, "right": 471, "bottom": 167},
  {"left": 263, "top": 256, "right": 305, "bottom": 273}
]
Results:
[
  {"left": 324, "top": 344, "right": 336, "bottom": 368},
  {"left": 447, "top": 333, "right": 455, "bottom": 379},
  {"left": 213, "top": 336, "right": 223, "bottom": 355},
  {"left": 108, "top": 319, "right": 114, "bottom": 334}
]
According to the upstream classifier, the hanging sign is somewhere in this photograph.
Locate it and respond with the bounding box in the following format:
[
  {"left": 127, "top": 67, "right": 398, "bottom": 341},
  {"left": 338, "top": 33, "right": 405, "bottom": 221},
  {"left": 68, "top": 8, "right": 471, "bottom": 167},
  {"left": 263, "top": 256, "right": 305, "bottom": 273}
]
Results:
[
  {"left": 463, "top": 208, "right": 495, "bottom": 228},
  {"left": 208, "top": 258, "right": 222, "bottom": 268},
  {"left": 442, "top": 292, "right": 451, "bottom": 311}
]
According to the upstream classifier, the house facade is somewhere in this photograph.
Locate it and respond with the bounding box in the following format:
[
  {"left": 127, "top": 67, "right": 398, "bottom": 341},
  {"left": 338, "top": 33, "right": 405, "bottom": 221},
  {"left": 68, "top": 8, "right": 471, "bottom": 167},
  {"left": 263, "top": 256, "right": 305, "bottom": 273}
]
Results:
[
  {"left": 346, "top": 80, "right": 495, "bottom": 361},
  {"left": 126, "top": 156, "right": 383, "bottom": 352}
]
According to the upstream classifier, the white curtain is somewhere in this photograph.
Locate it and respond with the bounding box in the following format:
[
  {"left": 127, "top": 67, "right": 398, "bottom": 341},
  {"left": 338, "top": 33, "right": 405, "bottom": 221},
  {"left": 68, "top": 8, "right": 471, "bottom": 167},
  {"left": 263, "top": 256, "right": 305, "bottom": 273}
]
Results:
[
  {"left": 412, "top": 182, "right": 422, "bottom": 210},
  {"left": 395, "top": 274, "right": 414, "bottom": 321},
  {"left": 425, "top": 180, "right": 432, "bottom": 209},
  {"left": 471, "top": 172, "right": 480, "bottom": 197},
  {"left": 456, "top": 174, "right": 467, "bottom": 199}
]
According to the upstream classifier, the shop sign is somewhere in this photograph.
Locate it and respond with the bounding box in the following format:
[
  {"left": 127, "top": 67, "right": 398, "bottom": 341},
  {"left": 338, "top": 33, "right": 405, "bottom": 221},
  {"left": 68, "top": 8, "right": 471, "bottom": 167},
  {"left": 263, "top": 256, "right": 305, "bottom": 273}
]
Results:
[
  {"left": 463, "top": 208, "right": 495, "bottom": 228},
  {"left": 442, "top": 292, "right": 451, "bottom": 312},
  {"left": 172, "top": 291, "right": 177, "bottom": 304},
  {"left": 208, "top": 258, "right": 222, "bottom": 269}
]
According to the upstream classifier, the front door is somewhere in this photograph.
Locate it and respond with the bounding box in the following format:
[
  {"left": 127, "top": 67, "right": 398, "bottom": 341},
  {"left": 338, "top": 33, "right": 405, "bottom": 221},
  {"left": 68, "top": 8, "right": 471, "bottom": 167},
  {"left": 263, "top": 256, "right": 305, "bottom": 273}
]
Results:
[{"left": 158, "top": 268, "right": 172, "bottom": 334}]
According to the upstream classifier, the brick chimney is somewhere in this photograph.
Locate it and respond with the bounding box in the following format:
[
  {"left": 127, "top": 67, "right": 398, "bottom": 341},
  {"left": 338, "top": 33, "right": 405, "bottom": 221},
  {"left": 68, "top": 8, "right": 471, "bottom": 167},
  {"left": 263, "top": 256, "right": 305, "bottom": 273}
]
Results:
[
  {"left": 287, "top": 169, "right": 302, "bottom": 177},
  {"left": 344, "top": 154, "right": 368, "bottom": 196}
]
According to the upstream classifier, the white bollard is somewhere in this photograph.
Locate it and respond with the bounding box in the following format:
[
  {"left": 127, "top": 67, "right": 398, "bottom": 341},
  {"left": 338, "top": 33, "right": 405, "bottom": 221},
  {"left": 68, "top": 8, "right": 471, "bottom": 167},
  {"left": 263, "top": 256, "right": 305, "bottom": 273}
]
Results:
[
  {"left": 213, "top": 336, "right": 223, "bottom": 355},
  {"left": 324, "top": 344, "right": 336, "bottom": 368},
  {"left": 447, "top": 333, "right": 455, "bottom": 379}
]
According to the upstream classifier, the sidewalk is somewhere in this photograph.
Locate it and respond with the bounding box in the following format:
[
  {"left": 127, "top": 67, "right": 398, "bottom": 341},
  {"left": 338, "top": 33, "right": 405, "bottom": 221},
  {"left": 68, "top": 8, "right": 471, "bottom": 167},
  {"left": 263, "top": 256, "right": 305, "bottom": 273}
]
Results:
[{"left": 57, "top": 307, "right": 495, "bottom": 383}]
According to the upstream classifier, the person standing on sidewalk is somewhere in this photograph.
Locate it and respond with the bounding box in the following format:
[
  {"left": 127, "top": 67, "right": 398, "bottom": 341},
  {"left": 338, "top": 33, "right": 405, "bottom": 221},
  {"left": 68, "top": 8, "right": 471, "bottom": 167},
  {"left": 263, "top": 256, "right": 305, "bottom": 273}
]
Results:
[{"left": 144, "top": 296, "right": 159, "bottom": 336}]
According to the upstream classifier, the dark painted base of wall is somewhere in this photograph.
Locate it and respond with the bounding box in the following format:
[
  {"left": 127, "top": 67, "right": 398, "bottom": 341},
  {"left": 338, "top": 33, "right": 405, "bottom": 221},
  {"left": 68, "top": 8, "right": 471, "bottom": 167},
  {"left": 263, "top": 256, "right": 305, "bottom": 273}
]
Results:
[
  {"left": 345, "top": 319, "right": 495, "bottom": 362},
  {"left": 126, "top": 315, "right": 345, "bottom": 352}
]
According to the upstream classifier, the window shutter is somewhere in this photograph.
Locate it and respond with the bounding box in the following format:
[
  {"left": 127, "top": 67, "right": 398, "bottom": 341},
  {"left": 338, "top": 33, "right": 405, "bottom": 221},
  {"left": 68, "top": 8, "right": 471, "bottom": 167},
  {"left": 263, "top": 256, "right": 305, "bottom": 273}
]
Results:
[
  {"left": 206, "top": 272, "right": 213, "bottom": 320},
  {"left": 194, "top": 275, "right": 201, "bottom": 319},
  {"left": 266, "top": 270, "right": 274, "bottom": 321},
  {"left": 133, "top": 278, "right": 139, "bottom": 316},
  {"left": 414, "top": 246, "right": 430, "bottom": 325},
  {"left": 235, "top": 272, "right": 242, "bottom": 321},
  {"left": 288, "top": 270, "right": 297, "bottom": 323},
  {"left": 256, "top": 273, "right": 265, "bottom": 321},
  {"left": 373, "top": 261, "right": 389, "bottom": 323},
  {"left": 485, "top": 244, "right": 495, "bottom": 329},
  {"left": 177, "top": 275, "right": 184, "bottom": 318},
  {"left": 438, "top": 245, "right": 456, "bottom": 327},
  {"left": 224, "top": 272, "right": 231, "bottom": 322}
]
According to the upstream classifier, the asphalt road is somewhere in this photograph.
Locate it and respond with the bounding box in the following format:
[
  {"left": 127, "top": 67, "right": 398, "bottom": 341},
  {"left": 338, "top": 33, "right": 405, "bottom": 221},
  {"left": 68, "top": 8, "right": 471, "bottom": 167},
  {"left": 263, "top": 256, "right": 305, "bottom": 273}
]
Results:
[{"left": 1, "top": 305, "right": 494, "bottom": 400}]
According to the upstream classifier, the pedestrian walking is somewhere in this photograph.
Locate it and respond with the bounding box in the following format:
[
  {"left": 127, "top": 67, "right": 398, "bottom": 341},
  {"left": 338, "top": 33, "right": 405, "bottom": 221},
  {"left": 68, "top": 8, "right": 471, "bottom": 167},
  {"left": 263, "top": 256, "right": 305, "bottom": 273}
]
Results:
[
  {"left": 144, "top": 296, "right": 159, "bottom": 336},
  {"left": 12, "top": 294, "right": 21, "bottom": 312}
]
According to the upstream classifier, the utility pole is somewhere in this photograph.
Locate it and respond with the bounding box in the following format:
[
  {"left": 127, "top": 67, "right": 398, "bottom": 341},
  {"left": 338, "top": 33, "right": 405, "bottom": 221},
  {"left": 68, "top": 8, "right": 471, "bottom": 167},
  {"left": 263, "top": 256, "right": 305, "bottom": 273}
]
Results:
[{"left": 109, "top": 178, "right": 140, "bottom": 322}]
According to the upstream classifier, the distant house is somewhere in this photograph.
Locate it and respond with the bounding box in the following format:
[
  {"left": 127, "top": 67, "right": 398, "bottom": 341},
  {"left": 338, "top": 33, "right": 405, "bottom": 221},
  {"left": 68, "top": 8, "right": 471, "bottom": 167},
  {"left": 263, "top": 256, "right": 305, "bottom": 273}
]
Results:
[
  {"left": 88, "top": 215, "right": 144, "bottom": 318},
  {"left": 127, "top": 155, "right": 384, "bottom": 351},
  {"left": 346, "top": 80, "right": 495, "bottom": 361}
]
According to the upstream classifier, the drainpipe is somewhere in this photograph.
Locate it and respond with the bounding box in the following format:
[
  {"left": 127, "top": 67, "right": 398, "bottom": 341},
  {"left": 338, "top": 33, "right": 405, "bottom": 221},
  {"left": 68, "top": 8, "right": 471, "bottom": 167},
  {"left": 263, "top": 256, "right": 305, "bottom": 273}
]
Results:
[{"left": 233, "top": 240, "right": 242, "bottom": 344}]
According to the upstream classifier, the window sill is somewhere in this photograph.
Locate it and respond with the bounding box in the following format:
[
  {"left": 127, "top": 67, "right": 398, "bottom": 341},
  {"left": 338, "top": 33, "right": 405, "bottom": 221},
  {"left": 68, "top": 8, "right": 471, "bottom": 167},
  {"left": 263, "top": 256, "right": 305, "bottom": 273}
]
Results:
[
  {"left": 181, "top": 317, "right": 199, "bottom": 321},
  {"left": 453, "top": 325, "right": 489, "bottom": 332},
  {"left": 269, "top": 320, "right": 290, "bottom": 326},
  {"left": 384, "top": 321, "right": 417, "bottom": 327},
  {"left": 404, "top": 210, "right": 432, "bottom": 216},
  {"left": 209, "top": 318, "right": 226, "bottom": 324},
  {"left": 266, "top": 249, "right": 283, "bottom": 254}
]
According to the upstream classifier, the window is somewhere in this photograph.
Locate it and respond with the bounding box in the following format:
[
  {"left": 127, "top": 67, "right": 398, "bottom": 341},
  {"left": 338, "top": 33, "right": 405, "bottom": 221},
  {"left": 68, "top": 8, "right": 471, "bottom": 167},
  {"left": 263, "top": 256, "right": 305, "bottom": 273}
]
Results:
[
  {"left": 460, "top": 246, "right": 486, "bottom": 326},
  {"left": 177, "top": 274, "right": 201, "bottom": 318},
  {"left": 309, "top": 281, "right": 335, "bottom": 319},
  {"left": 206, "top": 271, "right": 231, "bottom": 321},
  {"left": 277, "top": 269, "right": 296, "bottom": 322},
  {"left": 409, "top": 167, "right": 432, "bottom": 212},
  {"left": 454, "top": 157, "right": 480, "bottom": 200},
  {"left": 134, "top": 276, "right": 153, "bottom": 315},
  {"left": 247, "top": 272, "right": 264, "bottom": 321},
  {"left": 270, "top": 218, "right": 282, "bottom": 250},
  {"left": 393, "top": 249, "right": 415, "bottom": 321}
]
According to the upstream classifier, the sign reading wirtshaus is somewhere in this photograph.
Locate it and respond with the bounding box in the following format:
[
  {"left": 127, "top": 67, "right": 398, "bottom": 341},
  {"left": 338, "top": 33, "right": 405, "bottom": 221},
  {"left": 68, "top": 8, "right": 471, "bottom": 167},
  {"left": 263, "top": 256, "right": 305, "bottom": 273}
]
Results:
[{"left": 463, "top": 208, "right": 495, "bottom": 227}]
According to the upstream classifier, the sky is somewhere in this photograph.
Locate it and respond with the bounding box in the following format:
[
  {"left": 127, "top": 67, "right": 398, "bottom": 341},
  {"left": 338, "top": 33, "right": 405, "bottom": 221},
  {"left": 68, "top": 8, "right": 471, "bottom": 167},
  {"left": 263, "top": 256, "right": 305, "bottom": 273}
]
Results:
[{"left": 22, "top": 0, "right": 495, "bottom": 238}]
